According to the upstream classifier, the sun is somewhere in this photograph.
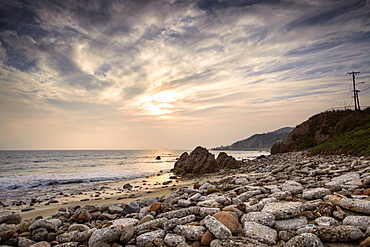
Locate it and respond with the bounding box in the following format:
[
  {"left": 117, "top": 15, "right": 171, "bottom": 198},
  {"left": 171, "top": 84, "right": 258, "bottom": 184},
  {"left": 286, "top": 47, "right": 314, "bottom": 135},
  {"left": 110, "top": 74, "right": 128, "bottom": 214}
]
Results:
[{"left": 142, "top": 90, "right": 180, "bottom": 116}]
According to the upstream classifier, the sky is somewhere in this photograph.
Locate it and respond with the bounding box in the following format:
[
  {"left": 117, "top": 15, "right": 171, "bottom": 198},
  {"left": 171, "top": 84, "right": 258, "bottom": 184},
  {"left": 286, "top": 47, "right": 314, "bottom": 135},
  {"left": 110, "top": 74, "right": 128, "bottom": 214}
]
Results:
[{"left": 0, "top": 0, "right": 369, "bottom": 150}]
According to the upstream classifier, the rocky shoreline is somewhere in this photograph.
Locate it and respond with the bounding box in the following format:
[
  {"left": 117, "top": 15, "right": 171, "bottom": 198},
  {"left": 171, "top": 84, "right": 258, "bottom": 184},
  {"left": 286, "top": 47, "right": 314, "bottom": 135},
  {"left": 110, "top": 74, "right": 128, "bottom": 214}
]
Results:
[{"left": 1, "top": 151, "right": 370, "bottom": 246}]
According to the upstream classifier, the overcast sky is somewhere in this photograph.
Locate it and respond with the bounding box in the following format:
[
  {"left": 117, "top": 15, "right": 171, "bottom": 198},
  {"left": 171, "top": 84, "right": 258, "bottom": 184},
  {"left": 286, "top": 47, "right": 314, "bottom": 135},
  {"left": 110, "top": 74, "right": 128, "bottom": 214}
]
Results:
[{"left": 0, "top": 0, "right": 369, "bottom": 150}]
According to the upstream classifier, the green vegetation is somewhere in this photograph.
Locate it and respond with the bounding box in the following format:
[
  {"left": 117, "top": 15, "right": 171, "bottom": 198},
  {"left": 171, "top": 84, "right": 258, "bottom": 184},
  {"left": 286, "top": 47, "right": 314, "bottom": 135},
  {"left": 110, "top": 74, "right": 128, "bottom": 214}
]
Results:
[
  {"left": 310, "top": 113, "right": 370, "bottom": 156},
  {"left": 174, "top": 167, "right": 184, "bottom": 175}
]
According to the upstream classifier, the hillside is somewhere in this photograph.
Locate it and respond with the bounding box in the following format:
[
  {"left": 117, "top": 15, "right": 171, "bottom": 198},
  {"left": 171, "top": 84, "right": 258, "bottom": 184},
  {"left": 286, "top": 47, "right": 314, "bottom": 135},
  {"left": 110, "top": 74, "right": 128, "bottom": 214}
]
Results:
[
  {"left": 213, "top": 127, "right": 293, "bottom": 151},
  {"left": 271, "top": 108, "right": 370, "bottom": 156}
]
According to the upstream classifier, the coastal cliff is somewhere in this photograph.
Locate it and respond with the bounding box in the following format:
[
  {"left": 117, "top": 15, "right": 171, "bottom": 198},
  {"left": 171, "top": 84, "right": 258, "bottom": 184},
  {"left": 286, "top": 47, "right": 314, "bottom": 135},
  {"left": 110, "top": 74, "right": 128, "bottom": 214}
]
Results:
[{"left": 271, "top": 108, "right": 370, "bottom": 155}]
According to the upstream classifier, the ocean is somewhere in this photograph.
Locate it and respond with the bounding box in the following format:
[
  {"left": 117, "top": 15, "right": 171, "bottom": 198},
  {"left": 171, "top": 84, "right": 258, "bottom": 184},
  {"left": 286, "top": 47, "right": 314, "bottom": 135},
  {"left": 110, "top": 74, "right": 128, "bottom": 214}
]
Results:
[{"left": 0, "top": 149, "right": 269, "bottom": 204}]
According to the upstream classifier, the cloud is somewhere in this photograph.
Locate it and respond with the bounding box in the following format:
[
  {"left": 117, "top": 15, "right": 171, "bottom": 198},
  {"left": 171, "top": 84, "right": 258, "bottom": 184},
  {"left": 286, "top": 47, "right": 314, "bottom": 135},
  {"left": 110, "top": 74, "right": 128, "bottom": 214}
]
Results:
[{"left": 0, "top": 0, "right": 370, "bottom": 149}]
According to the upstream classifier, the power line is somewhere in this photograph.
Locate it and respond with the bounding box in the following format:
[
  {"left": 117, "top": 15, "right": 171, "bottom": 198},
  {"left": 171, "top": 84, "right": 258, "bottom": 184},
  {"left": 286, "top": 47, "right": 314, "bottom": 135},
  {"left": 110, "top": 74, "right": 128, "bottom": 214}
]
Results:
[{"left": 347, "top": 71, "right": 360, "bottom": 110}]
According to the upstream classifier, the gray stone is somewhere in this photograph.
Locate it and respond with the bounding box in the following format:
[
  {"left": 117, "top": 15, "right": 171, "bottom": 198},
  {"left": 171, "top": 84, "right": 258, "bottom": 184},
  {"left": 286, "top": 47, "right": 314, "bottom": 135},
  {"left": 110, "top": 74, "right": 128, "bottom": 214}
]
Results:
[
  {"left": 73, "top": 229, "right": 94, "bottom": 242},
  {"left": 163, "top": 215, "right": 197, "bottom": 231},
  {"left": 210, "top": 239, "right": 221, "bottom": 247},
  {"left": 164, "top": 233, "right": 187, "bottom": 247},
  {"left": 274, "top": 216, "right": 308, "bottom": 231},
  {"left": 138, "top": 214, "right": 155, "bottom": 226},
  {"left": 282, "top": 181, "right": 304, "bottom": 194},
  {"left": 0, "top": 213, "right": 22, "bottom": 224},
  {"left": 285, "top": 233, "right": 324, "bottom": 247},
  {"left": 262, "top": 202, "right": 304, "bottom": 219},
  {"left": 136, "top": 230, "right": 165, "bottom": 247},
  {"left": 302, "top": 188, "right": 331, "bottom": 200},
  {"left": 203, "top": 215, "right": 232, "bottom": 239},
  {"left": 279, "top": 230, "right": 297, "bottom": 242},
  {"left": 326, "top": 194, "right": 370, "bottom": 215},
  {"left": 32, "top": 227, "right": 48, "bottom": 241},
  {"left": 312, "top": 225, "right": 363, "bottom": 242},
  {"left": 174, "top": 225, "right": 206, "bottom": 241},
  {"left": 268, "top": 191, "right": 291, "bottom": 200},
  {"left": 158, "top": 207, "right": 200, "bottom": 219},
  {"left": 177, "top": 199, "right": 192, "bottom": 207},
  {"left": 56, "top": 231, "right": 78, "bottom": 243},
  {"left": 241, "top": 212, "right": 275, "bottom": 227},
  {"left": 29, "top": 219, "right": 58, "bottom": 232},
  {"left": 68, "top": 224, "right": 90, "bottom": 232},
  {"left": 88, "top": 225, "right": 122, "bottom": 247},
  {"left": 18, "top": 237, "right": 36, "bottom": 247},
  {"left": 243, "top": 222, "right": 277, "bottom": 245},
  {"left": 314, "top": 216, "right": 339, "bottom": 227},
  {"left": 235, "top": 177, "right": 249, "bottom": 185},
  {"left": 53, "top": 243, "right": 79, "bottom": 247},
  {"left": 112, "top": 218, "right": 139, "bottom": 227},
  {"left": 135, "top": 218, "right": 166, "bottom": 232},
  {"left": 122, "top": 202, "right": 141, "bottom": 215},
  {"left": 236, "top": 190, "right": 261, "bottom": 201},
  {"left": 343, "top": 216, "right": 370, "bottom": 231},
  {"left": 326, "top": 172, "right": 361, "bottom": 190},
  {"left": 199, "top": 207, "right": 221, "bottom": 217},
  {"left": 245, "top": 197, "right": 278, "bottom": 213},
  {"left": 120, "top": 224, "right": 134, "bottom": 243},
  {"left": 108, "top": 205, "right": 123, "bottom": 214}
]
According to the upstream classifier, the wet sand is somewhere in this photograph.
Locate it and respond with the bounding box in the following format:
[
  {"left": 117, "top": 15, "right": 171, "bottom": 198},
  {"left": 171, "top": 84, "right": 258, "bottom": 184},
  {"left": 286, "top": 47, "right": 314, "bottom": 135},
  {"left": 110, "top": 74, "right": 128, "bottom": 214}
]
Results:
[{"left": 0, "top": 172, "right": 222, "bottom": 220}]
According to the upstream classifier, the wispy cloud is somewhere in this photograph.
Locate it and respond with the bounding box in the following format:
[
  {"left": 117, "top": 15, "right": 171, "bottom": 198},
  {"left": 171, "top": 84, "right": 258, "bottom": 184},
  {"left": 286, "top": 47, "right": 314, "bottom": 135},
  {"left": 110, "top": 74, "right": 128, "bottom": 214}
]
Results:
[{"left": 0, "top": 0, "right": 369, "bottom": 149}]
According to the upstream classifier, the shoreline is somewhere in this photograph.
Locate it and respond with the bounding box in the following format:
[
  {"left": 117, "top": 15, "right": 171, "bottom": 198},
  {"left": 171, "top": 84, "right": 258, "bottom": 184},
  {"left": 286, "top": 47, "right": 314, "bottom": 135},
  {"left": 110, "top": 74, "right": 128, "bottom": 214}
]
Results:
[{"left": 0, "top": 171, "right": 222, "bottom": 220}]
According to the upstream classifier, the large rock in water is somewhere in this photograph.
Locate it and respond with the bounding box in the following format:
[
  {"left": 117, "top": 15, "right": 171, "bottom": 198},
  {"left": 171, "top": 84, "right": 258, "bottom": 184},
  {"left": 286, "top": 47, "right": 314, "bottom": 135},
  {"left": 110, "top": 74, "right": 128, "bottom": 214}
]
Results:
[{"left": 173, "top": 146, "right": 240, "bottom": 175}]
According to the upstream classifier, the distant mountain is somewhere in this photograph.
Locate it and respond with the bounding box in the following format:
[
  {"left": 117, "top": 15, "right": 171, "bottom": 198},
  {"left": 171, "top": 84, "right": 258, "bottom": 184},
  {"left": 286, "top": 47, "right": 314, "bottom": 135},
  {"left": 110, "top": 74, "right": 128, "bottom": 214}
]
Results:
[{"left": 213, "top": 127, "right": 294, "bottom": 151}]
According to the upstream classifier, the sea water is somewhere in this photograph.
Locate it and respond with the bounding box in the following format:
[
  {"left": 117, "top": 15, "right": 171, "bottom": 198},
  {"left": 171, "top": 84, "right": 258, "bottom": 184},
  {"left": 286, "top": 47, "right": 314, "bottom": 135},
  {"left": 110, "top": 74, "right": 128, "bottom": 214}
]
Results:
[{"left": 0, "top": 149, "right": 269, "bottom": 204}]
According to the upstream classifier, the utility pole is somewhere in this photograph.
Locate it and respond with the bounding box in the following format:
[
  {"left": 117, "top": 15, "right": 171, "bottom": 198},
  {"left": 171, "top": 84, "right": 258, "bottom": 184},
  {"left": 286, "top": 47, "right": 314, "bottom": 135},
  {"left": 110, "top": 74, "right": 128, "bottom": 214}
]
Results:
[{"left": 347, "top": 71, "right": 360, "bottom": 110}]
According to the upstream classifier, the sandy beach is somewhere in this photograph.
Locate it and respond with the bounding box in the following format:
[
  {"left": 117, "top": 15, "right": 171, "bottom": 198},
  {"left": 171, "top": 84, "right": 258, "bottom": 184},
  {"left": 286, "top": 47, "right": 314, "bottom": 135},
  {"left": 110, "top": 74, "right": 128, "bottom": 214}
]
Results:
[{"left": 0, "top": 171, "right": 222, "bottom": 220}]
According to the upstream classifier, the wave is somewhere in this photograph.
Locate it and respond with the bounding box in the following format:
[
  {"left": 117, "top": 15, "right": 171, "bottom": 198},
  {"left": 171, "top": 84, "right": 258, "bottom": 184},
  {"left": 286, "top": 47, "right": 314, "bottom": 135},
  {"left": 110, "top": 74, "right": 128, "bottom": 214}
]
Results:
[{"left": 0, "top": 169, "right": 172, "bottom": 191}]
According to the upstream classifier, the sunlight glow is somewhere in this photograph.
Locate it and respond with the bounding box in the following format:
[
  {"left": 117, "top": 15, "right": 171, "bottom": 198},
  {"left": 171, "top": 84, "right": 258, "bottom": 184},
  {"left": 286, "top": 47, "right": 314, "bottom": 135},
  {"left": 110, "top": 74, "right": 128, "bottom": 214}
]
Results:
[{"left": 142, "top": 90, "right": 180, "bottom": 116}]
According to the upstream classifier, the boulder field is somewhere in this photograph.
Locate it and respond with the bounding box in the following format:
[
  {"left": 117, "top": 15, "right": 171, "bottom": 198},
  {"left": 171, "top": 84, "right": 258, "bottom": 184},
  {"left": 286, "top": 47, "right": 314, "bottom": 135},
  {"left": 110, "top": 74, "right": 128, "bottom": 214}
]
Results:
[{"left": 1, "top": 151, "right": 370, "bottom": 246}]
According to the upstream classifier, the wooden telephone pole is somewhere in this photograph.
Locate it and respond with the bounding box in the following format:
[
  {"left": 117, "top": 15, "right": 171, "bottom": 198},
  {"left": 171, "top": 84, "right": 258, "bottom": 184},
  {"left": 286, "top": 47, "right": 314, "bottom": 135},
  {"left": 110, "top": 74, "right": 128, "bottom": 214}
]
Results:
[{"left": 347, "top": 71, "right": 360, "bottom": 110}]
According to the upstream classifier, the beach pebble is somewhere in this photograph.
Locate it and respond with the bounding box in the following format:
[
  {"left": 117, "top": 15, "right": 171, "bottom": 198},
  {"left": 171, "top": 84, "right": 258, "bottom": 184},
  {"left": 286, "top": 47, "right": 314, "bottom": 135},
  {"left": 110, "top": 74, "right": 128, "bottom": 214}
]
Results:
[
  {"left": 30, "top": 241, "right": 51, "bottom": 247},
  {"left": 243, "top": 221, "right": 278, "bottom": 245},
  {"left": 213, "top": 211, "right": 242, "bottom": 231},
  {"left": 120, "top": 224, "right": 134, "bottom": 243},
  {"left": 108, "top": 205, "right": 123, "bottom": 214},
  {"left": 343, "top": 216, "right": 370, "bottom": 231},
  {"left": 122, "top": 202, "right": 141, "bottom": 215},
  {"left": 241, "top": 212, "right": 275, "bottom": 227},
  {"left": 204, "top": 215, "right": 232, "bottom": 239},
  {"left": 326, "top": 194, "right": 370, "bottom": 215},
  {"left": 29, "top": 220, "right": 58, "bottom": 232},
  {"left": 0, "top": 213, "right": 22, "bottom": 224},
  {"left": 72, "top": 229, "right": 94, "bottom": 242},
  {"left": 18, "top": 237, "right": 36, "bottom": 247},
  {"left": 135, "top": 218, "right": 166, "bottom": 233},
  {"left": 174, "top": 225, "right": 206, "bottom": 241},
  {"left": 326, "top": 172, "right": 361, "bottom": 190},
  {"left": 136, "top": 230, "right": 165, "bottom": 247},
  {"left": 68, "top": 224, "right": 90, "bottom": 232},
  {"left": 312, "top": 225, "right": 363, "bottom": 242},
  {"left": 70, "top": 209, "right": 92, "bottom": 223},
  {"left": 31, "top": 228, "right": 49, "bottom": 242},
  {"left": 314, "top": 216, "right": 339, "bottom": 226},
  {"left": 282, "top": 181, "right": 304, "bottom": 195},
  {"left": 112, "top": 218, "right": 138, "bottom": 227},
  {"left": 262, "top": 202, "right": 304, "bottom": 220},
  {"left": 274, "top": 216, "right": 308, "bottom": 231},
  {"left": 164, "top": 233, "right": 187, "bottom": 247},
  {"left": 285, "top": 233, "right": 324, "bottom": 247},
  {"left": 163, "top": 215, "right": 197, "bottom": 231},
  {"left": 302, "top": 188, "right": 331, "bottom": 200},
  {"left": 88, "top": 225, "right": 122, "bottom": 247}
]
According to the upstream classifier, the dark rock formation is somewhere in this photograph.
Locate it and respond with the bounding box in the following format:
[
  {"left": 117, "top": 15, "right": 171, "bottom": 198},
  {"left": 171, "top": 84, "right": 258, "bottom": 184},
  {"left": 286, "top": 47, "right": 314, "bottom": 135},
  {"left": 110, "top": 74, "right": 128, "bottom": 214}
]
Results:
[
  {"left": 216, "top": 152, "right": 240, "bottom": 169},
  {"left": 173, "top": 146, "right": 240, "bottom": 175}
]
